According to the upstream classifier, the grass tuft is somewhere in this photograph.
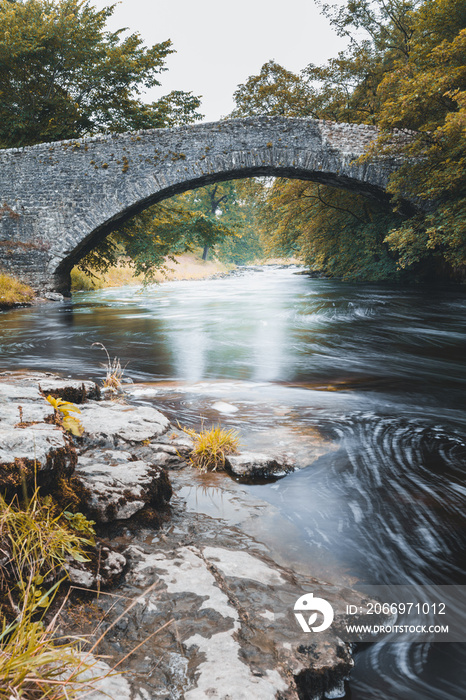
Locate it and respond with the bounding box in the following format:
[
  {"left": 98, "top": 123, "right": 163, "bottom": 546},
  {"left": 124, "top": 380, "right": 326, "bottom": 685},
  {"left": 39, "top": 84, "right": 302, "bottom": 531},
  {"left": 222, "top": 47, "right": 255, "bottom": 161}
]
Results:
[
  {"left": 184, "top": 425, "right": 240, "bottom": 472},
  {"left": 0, "top": 489, "right": 95, "bottom": 609},
  {"left": 0, "top": 272, "right": 35, "bottom": 308},
  {"left": 91, "top": 342, "right": 128, "bottom": 393}
]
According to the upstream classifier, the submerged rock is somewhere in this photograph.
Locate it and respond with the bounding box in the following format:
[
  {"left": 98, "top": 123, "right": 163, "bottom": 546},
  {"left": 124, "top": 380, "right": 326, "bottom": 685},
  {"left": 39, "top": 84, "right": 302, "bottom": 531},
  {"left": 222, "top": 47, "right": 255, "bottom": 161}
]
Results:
[{"left": 225, "top": 451, "right": 295, "bottom": 481}]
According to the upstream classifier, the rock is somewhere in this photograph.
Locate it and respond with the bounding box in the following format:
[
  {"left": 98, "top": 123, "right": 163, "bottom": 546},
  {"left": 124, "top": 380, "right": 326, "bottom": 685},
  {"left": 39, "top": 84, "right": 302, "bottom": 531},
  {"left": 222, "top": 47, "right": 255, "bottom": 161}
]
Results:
[
  {"left": 64, "top": 656, "right": 133, "bottom": 700},
  {"left": 38, "top": 378, "right": 101, "bottom": 403},
  {"left": 66, "top": 546, "right": 126, "bottom": 589},
  {"left": 211, "top": 401, "right": 239, "bottom": 414},
  {"left": 122, "top": 540, "right": 364, "bottom": 700},
  {"left": 44, "top": 292, "right": 64, "bottom": 301},
  {"left": 79, "top": 402, "right": 170, "bottom": 445},
  {"left": 75, "top": 450, "right": 172, "bottom": 522},
  {"left": 225, "top": 451, "right": 295, "bottom": 481},
  {"left": 0, "top": 424, "right": 76, "bottom": 492},
  {"left": 100, "top": 547, "right": 127, "bottom": 584},
  {"left": 66, "top": 564, "right": 95, "bottom": 589}
]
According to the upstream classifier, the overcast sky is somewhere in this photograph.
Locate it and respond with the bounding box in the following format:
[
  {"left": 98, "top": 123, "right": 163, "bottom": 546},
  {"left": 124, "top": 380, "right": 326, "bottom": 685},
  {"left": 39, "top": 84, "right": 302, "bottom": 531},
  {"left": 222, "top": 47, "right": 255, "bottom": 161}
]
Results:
[{"left": 92, "top": 0, "right": 347, "bottom": 122}]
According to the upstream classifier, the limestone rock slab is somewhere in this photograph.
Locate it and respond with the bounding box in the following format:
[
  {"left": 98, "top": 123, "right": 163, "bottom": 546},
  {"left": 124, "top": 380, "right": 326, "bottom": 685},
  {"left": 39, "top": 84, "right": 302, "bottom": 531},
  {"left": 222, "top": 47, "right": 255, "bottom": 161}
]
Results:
[{"left": 79, "top": 402, "right": 170, "bottom": 445}]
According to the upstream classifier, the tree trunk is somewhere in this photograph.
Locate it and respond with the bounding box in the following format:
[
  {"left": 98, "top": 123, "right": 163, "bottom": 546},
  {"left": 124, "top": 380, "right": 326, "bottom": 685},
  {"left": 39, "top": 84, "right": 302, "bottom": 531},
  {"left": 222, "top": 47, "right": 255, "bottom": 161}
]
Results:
[{"left": 202, "top": 245, "right": 209, "bottom": 261}]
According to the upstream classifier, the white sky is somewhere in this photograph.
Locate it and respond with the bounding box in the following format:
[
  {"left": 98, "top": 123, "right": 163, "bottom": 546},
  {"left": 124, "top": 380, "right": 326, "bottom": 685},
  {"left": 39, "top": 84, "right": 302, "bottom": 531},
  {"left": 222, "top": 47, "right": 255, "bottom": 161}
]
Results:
[{"left": 92, "top": 0, "right": 347, "bottom": 122}]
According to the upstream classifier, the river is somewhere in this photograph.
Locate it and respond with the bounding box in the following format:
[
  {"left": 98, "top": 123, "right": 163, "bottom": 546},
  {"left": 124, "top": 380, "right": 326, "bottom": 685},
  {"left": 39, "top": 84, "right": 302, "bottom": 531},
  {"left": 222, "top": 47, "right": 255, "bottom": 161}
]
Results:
[{"left": 1, "top": 266, "right": 465, "bottom": 698}]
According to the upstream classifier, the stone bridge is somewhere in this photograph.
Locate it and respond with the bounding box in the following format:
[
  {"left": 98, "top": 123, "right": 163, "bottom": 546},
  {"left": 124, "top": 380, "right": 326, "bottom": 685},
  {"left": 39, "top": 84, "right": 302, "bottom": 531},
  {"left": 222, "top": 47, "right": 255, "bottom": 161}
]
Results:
[{"left": 0, "top": 116, "right": 411, "bottom": 293}]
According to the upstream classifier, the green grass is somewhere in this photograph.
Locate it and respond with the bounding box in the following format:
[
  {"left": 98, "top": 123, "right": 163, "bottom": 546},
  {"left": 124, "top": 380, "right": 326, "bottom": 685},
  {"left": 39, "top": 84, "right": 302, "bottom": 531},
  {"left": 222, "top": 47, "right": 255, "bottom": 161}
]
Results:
[
  {"left": 0, "top": 272, "right": 34, "bottom": 308},
  {"left": 184, "top": 425, "right": 240, "bottom": 472}
]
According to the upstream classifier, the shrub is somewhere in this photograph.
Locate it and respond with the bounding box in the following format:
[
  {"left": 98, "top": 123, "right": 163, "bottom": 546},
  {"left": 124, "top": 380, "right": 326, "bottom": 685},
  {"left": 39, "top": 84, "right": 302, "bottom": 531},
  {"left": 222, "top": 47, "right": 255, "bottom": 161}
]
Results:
[{"left": 184, "top": 425, "right": 240, "bottom": 472}]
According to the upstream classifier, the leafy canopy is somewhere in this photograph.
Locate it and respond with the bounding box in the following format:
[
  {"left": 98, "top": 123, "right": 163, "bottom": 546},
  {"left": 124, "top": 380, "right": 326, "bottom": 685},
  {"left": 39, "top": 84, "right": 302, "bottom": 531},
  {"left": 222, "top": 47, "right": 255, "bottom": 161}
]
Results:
[
  {"left": 232, "top": 0, "right": 466, "bottom": 280},
  {"left": 0, "top": 0, "right": 202, "bottom": 147}
]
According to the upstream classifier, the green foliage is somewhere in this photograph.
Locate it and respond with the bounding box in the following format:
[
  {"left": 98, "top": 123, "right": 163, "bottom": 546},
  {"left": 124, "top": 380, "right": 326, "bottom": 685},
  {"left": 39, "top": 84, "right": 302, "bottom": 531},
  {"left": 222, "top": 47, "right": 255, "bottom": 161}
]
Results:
[
  {"left": 0, "top": 489, "right": 110, "bottom": 700},
  {"left": 62, "top": 510, "right": 96, "bottom": 540},
  {"left": 232, "top": 0, "right": 466, "bottom": 280},
  {"left": 261, "top": 180, "right": 404, "bottom": 280},
  {"left": 0, "top": 0, "right": 202, "bottom": 147},
  {"left": 0, "top": 602, "right": 91, "bottom": 700},
  {"left": 78, "top": 179, "right": 267, "bottom": 279},
  {"left": 184, "top": 425, "right": 240, "bottom": 472}
]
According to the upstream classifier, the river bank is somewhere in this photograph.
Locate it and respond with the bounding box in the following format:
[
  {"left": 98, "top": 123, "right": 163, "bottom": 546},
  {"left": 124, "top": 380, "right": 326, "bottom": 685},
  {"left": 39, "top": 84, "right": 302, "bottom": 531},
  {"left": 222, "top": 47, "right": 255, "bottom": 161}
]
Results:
[{"left": 0, "top": 370, "right": 372, "bottom": 699}]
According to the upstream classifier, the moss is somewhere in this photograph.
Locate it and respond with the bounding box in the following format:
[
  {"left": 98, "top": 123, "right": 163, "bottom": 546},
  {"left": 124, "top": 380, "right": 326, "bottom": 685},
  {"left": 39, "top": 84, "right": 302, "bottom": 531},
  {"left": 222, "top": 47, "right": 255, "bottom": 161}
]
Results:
[{"left": 39, "top": 382, "right": 101, "bottom": 404}]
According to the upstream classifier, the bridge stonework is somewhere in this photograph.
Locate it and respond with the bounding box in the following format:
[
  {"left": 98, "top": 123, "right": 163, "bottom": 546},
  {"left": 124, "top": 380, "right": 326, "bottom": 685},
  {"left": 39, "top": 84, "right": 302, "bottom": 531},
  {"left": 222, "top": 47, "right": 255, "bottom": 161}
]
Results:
[{"left": 0, "top": 117, "right": 406, "bottom": 293}]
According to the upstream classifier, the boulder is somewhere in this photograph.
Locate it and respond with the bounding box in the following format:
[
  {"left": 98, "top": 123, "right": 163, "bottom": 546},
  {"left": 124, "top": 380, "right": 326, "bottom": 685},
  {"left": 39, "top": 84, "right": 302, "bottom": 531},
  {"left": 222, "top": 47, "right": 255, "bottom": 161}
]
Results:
[
  {"left": 75, "top": 450, "right": 172, "bottom": 522},
  {"left": 225, "top": 451, "right": 295, "bottom": 481}
]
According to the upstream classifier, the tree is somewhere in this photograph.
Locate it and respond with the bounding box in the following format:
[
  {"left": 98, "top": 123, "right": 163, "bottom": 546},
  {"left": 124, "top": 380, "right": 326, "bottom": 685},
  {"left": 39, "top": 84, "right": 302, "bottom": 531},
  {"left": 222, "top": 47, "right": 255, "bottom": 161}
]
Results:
[
  {"left": 0, "top": 0, "right": 202, "bottom": 147},
  {"left": 231, "top": 0, "right": 466, "bottom": 280}
]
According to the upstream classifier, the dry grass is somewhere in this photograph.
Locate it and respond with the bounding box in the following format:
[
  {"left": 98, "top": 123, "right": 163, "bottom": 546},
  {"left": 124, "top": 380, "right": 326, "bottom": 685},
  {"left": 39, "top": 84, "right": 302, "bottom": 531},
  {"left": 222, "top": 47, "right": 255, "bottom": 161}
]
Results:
[
  {"left": 71, "top": 253, "right": 234, "bottom": 290},
  {"left": 91, "top": 342, "right": 127, "bottom": 393},
  {"left": 184, "top": 425, "right": 240, "bottom": 472},
  {"left": 0, "top": 272, "right": 35, "bottom": 308}
]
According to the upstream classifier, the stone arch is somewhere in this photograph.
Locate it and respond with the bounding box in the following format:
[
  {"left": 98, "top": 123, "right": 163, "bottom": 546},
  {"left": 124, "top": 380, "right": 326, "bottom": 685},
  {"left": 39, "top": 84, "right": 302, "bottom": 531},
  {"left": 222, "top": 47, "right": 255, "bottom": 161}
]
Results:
[{"left": 0, "top": 117, "right": 411, "bottom": 293}]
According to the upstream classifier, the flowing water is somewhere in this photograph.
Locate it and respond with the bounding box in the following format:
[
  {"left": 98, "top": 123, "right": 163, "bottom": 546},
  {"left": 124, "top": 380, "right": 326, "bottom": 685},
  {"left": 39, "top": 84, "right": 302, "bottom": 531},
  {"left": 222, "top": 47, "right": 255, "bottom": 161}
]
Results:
[{"left": 1, "top": 266, "right": 465, "bottom": 698}]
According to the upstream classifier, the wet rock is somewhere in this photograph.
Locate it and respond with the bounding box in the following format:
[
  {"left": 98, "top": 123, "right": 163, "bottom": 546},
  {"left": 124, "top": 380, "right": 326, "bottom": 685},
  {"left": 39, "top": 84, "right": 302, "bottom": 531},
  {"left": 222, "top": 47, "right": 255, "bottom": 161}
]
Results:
[
  {"left": 44, "top": 292, "right": 64, "bottom": 301},
  {"left": 38, "top": 378, "right": 101, "bottom": 403},
  {"left": 75, "top": 450, "right": 172, "bottom": 522},
  {"left": 79, "top": 402, "right": 170, "bottom": 446},
  {"left": 66, "top": 547, "right": 126, "bottom": 589},
  {"left": 68, "top": 656, "right": 133, "bottom": 700},
  {"left": 121, "top": 539, "right": 362, "bottom": 700},
  {"left": 225, "top": 451, "right": 295, "bottom": 481}
]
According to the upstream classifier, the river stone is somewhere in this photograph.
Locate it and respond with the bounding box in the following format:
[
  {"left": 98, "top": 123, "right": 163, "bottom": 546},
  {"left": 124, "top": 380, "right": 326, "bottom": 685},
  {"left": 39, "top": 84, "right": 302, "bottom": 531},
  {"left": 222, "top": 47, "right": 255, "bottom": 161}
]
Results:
[
  {"left": 225, "top": 451, "right": 295, "bottom": 480},
  {"left": 79, "top": 402, "right": 170, "bottom": 445},
  {"left": 75, "top": 451, "right": 172, "bottom": 522},
  {"left": 0, "top": 382, "right": 43, "bottom": 403}
]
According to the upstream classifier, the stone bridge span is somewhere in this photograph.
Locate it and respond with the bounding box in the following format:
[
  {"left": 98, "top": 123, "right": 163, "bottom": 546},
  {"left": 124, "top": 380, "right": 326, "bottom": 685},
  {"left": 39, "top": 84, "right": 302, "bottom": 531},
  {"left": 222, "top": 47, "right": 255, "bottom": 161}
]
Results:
[{"left": 0, "top": 117, "right": 408, "bottom": 293}]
